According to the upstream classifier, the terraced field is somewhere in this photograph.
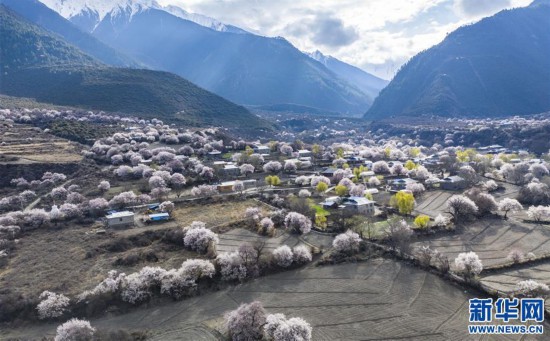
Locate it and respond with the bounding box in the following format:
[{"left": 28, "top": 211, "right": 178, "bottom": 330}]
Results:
[
  {"left": 481, "top": 263, "right": 550, "bottom": 310},
  {"left": 491, "top": 182, "right": 521, "bottom": 201},
  {"left": 413, "top": 217, "right": 550, "bottom": 268},
  {"left": 217, "top": 228, "right": 334, "bottom": 253},
  {"left": 414, "top": 190, "right": 454, "bottom": 217},
  {"left": 481, "top": 263, "right": 550, "bottom": 294},
  {"left": 0, "top": 125, "right": 82, "bottom": 164},
  {"left": 7, "top": 259, "right": 546, "bottom": 340},
  {"left": 414, "top": 181, "right": 520, "bottom": 219}
]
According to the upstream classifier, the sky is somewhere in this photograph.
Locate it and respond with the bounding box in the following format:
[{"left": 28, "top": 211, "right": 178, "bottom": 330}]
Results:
[{"left": 157, "top": 0, "right": 531, "bottom": 79}]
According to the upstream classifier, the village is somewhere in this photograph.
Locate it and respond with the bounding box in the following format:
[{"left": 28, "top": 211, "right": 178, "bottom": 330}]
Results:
[{"left": 2, "top": 107, "right": 550, "bottom": 339}]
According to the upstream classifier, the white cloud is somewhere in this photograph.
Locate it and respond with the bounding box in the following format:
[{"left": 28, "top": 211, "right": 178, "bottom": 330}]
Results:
[
  {"left": 453, "top": 0, "right": 531, "bottom": 17},
  {"left": 159, "top": 0, "right": 532, "bottom": 79}
]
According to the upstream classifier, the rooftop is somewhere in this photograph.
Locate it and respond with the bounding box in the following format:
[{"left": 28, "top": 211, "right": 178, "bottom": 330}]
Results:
[
  {"left": 149, "top": 213, "right": 170, "bottom": 218},
  {"left": 106, "top": 211, "right": 134, "bottom": 219},
  {"left": 443, "top": 175, "right": 464, "bottom": 182},
  {"left": 343, "top": 196, "right": 375, "bottom": 205}
]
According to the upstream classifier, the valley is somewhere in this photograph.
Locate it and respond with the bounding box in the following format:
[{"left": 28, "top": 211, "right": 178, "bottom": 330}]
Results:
[{"left": 1, "top": 1, "right": 550, "bottom": 340}]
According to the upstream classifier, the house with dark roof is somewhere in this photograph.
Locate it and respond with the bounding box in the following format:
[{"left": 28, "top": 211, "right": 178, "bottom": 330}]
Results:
[
  {"left": 341, "top": 197, "right": 376, "bottom": 216},
  {"left": 389, "top": 178, "right": 418, "bottom": 191},
  {"left": 440, "top": 176, "right": 466, "bottom": 191},
  {"left": 320, "top": 167, "right": 338, "bottom": 178}
]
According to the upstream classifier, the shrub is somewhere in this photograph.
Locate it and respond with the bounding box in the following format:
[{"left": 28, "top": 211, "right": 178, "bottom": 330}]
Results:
[
  {"left": 183, "top": 223, "right": 219, "bottom": 254},
  {"left": 55, "top": 318, "right": 95, "bottom": 341},
  {"left": 263, "top": 161, "right": 282, "bottom": 173},
  {"left": 526, "top": 205, "right": 550, "bottom": 223},
  {"left": 413, "top": 215, "right": 430, "bottom": 229},
  {"left": 293, "top": 245, "right": 312, "bottom": 264},
  {"left": 98, "top": 180, "right": 110, "bottom": 192},
  {"left": 454, "top": 252, "right": 483, "bottom": 279},
  {"left": 284, "top": 212, "right": 312, "bottom": 235},
  {"left": 272, "top": 245, "right": 294, "bottom": 268},
  {"left": 78, "top": 270, "right": 124, "bottom": 302},
  {"left": 298, "top": 189, "right": 311, "bottom": 198},
  {"left": 217, "top": 252, "right": 247, "bottom": 282},
  {"left": 37, "top": 291, "right": 70, "bottom": 319},
  {"left": 507, "top": 249, "right": 525, "bottom": 264},
  {"left": 244, "top": 207, "right": 262, "bottom": 225},
  {"left": 390, "top": 192, "right": 415, "bottom": 215},
  {"left": 159, "top": 269, "right": 196, "bottom": 300},
  {"left": 258, "top": 217, "right": 274, "bottom": 236},
  {"left": 159, "top": 201, "right": 175, "bottom": 213},
  {"left": 265, "top": 175, "right": 281, "bottom": 187},
  {"left": 265, "top": 313, "right": 313, "bottom": 341},
  {"left": 434, "top": 214, "right": 450, "bottom": 228},
  {"left": 516, "top": 280, "right": 550, "bottom": 298},
  {"left": 225, "top": 301, "right": 266, "bottom": 341},
  {"left": 120, "top": 266, "right": 165, "bottom": 304},
  {"left": 434, "top": 251, "right": 450, "bottom": 273},
  {"left": 386, "top": 219, "right": 413, "bottom": 255},
  {"left": 416, "top": 245, "right": 435, "bottom": 267},
  {"left": 446, "top": 195, "right": 478, "bottom": 223},
  {"left": 333, "top": 230, "right": 361, "bottom": 255},
  {"left": 498, "top": 198, "right": 523, "bottom": 219}
]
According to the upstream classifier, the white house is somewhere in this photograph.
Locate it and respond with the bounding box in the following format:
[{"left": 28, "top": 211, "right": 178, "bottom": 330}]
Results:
[
  {"left": 221, "top": 164, "right": 240, "bottom": 177},
  {"left": 298, "top": 149, "right": 312, "bottom": 158},
  {"left": 105, "top": 211, "right": 134, "bottom": 228},
  {"left": 253, "top": 145, "right": 271, "bottom": 155}
]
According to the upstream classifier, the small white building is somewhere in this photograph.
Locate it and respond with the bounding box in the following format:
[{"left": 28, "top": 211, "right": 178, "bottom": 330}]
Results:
[
  {"left": 360, "top": 171, "right": 375, "bottom": 178},
  {"left": 105, "top": 211, "right": 135, "bottom": 228},
  {"left": 213, "top": 161, "right": 229, "bottom": 170},
  {"left": 221, "top": 164, "right": 241, "bottom": 177},
  {"left": 298, "top": 149, "right": 312, "bottom": 158},
  {"left": 253, "top": 145, "right": 271, "bottom": 155}
]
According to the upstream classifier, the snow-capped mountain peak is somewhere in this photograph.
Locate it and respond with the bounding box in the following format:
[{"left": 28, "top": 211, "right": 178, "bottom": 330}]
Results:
[
  {"left": 308, "top": 50, "right": 331, "bottom": 65},
  {"left": 40, "top": 0, "right": 158, "bottom": 22},
  {"left": 39, "top": 0, "right": 248, "bottom": 34}
]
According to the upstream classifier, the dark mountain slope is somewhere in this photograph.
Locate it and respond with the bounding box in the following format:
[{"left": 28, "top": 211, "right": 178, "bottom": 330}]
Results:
[
  {"left": 0, "top": 6, "right": 269, "bottom": 129},
  {"left": 0, "top": 4, "right": 99, "bottom": 71},
  {"left": 0, "top": 0, "right": 136, "bottom": 67},
  {"left": 365, "top": 2, "right": 550, "bottom": 119}
]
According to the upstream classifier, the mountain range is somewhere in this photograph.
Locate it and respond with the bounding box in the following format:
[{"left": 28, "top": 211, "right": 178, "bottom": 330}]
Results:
[
  {"left": 365, "top": 0, "right": 550, "bottom": 120},
  {"left": 2, "top": 0, "right": 547, "bottom": 123},
  {"left": 0, "top": 3, "right": 269, "bottom": 129},
  {"left": 37, "top": 0, "right": 386, "bottom": 116}
]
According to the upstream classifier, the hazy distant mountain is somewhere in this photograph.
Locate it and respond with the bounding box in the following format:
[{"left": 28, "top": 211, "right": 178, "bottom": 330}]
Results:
[
  {"left": 0, "top": 5, "right": 268, "bottom": 129},
  {"left": 308, "top": 50, "right": 388, "bottom": 104},
  {"left": 39, "top": 0, "right": 372, "bottom": 116},
  {"left": 0, "top": 0, "right": 136, "bottom": 67},
  {"left": 365, "top": 1, "right": 550, "bottom": 120}
]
